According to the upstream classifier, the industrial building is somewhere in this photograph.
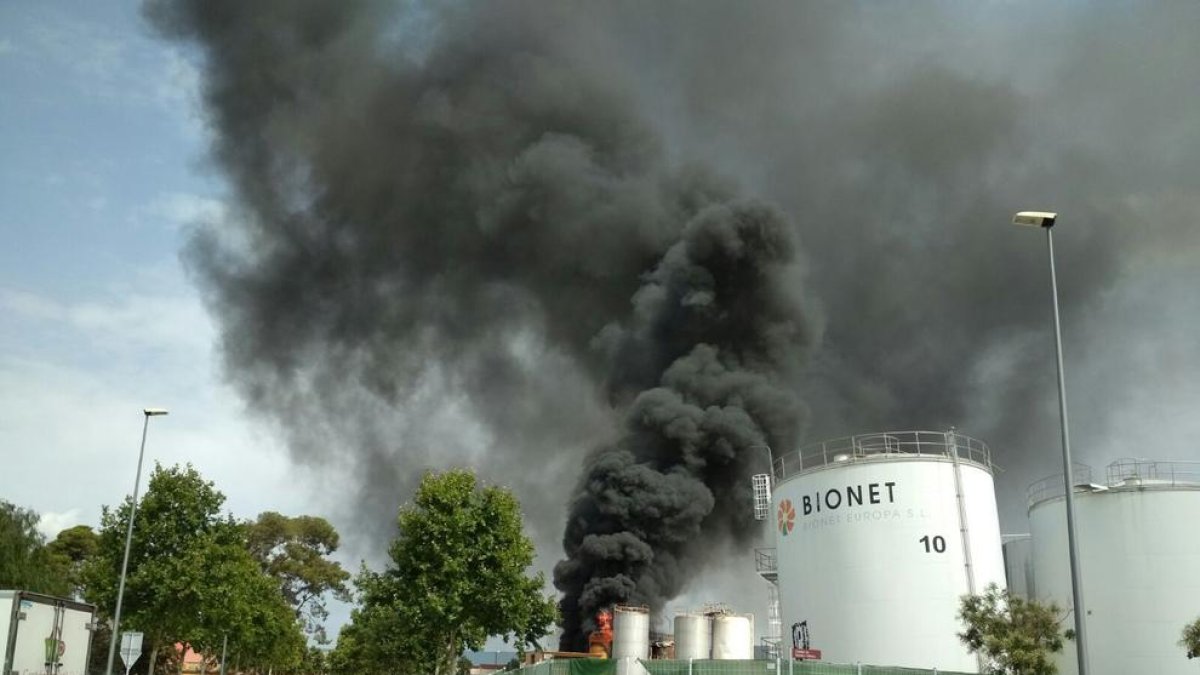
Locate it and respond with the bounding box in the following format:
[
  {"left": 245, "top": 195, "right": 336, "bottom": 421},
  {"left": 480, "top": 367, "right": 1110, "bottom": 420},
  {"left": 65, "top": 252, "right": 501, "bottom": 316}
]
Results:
[{"left": 520, "top": 432, "right": 1199, "bottom": 675}]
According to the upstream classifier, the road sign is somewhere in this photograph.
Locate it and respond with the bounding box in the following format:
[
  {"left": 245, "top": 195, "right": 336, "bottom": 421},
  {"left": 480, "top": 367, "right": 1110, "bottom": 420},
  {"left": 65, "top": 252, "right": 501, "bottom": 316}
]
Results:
[
  {"left": 119, "top": 632, "right": 143, "bottom": 675},
  {"left": 792, "top": 647, "right": 823, "bottom": 660}
]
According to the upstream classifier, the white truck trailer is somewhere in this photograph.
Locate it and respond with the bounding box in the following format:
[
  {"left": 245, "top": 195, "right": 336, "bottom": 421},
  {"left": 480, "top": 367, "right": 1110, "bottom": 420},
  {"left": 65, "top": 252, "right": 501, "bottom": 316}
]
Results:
[{"left": 1, "top": 590, "right": 96, "bottom": 675}]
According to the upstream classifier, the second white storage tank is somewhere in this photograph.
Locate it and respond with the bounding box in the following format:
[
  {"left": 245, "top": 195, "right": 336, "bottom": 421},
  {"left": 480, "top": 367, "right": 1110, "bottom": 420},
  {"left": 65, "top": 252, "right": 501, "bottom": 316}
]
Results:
[
  {"left": 674, "top": 613, "right": 711, "bottom": 660},
  {"left": 611, "top": 605, "right": 650, "bottom": 659},
  {"left": 1028, "top": 459, "right": 1200, "bottom": 675},
  {"left": 711, "top": 614, "right": 754, "bottom": 660}
]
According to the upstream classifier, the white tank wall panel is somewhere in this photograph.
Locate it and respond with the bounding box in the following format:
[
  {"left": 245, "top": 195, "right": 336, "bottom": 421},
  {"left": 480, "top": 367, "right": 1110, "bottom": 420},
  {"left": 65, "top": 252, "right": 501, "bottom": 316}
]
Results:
[
  {"left": 612, "top": 607, "right": 650, "bottom": 659},
  {"left": 674, "top": 614, "right": 711, "bottom": 660},
  {"left": 1029, "top": 487, "right": 1200, "bottom": 675},
  {"left": 711, "top": 615, "right": 754, "bottom": 660},
  {"left": 773, "top": 458, "right": 1005, "bottom": 672}
]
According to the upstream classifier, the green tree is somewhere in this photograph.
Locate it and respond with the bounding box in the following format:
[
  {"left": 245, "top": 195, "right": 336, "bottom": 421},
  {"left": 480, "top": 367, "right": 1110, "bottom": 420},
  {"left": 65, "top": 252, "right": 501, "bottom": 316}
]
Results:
[
  {"left": 85, "top": 464, "right": 304, "bottom": 674},
  {"left": 958, "top": 583, "right": 1073, "bottom": 675},
  {"left": 333, "top": 469, "right": 557, "bottom": 675},
  {"left": 298, "top": 644, "right": 330, "bottom": 674},
  {"left": 1180, "top": 617, "right": 1200, "bottom": 659},
  {"left": 45, "top": 525, "right": 98, "bottom": 599},
  {"left": 0, "top": 500, "right": 70, "bottom": 595},
  {"left": 247, "top": 511, "right": 351, "bottom": 642}
]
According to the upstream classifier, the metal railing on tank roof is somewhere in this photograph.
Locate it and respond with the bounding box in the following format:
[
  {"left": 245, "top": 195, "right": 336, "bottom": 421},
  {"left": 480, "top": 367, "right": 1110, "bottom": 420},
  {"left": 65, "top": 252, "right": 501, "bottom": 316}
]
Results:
[
  {"left": 1106, "top": 458, "right": 1200, "bottom": 487},
  {"left": 771, "top": 430, "right": 993, "bottom": 483},
  {"left": 1026, "top": 463, "right": 1093, "bottom": 507},
  {"left": 1027, "top": 459, "right": 1200, "bottom": 507}
]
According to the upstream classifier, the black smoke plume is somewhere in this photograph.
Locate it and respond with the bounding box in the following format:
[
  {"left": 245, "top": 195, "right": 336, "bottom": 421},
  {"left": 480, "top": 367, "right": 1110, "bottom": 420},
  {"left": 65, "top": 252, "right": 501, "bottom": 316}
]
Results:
[
  {"left": 144, "top": 2, "right": 814, "bottom": 642},
  {"left": 147, "top": 0, "right": 1200, "bottom": 651},
  {"left": 554, "top": 203, "right": 811, "bottom": 646}
]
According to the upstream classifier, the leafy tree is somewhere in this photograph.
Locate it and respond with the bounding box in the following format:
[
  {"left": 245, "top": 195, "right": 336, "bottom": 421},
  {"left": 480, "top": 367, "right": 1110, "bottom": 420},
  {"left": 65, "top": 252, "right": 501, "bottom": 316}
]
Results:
[
  {"left": 46, "top": 525, "right": 98, "bottom": 599},
  {"left": 958, "top": 583, "right": 1073, "bottom": 675},
  {"left": 333, "top": 469, "right": 557, "bottom": 675},
  {"left": 298, "top": 644, "right": 330, "bottom": 674},
  {"left": 247, "top": 511, "right": 351, "bottom": 642},
  {"left": 85, "top": 464, "right": 304, "bottom": 674},
  {"left": 0, "top": 500, "right": 70, "bottom": 595},
  {"left": 1180, "top": 617, "right": 1200, "bottom": 659}
]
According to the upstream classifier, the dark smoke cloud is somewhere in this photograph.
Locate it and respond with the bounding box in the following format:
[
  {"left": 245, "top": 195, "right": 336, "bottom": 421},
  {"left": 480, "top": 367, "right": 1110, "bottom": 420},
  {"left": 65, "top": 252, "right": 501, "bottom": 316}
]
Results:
[
  {"left": 554, "top": 203, "right": 811, "bottom": 646},
  {"left": 147, "top": 0, "right": 1200, "bottom": 648}
]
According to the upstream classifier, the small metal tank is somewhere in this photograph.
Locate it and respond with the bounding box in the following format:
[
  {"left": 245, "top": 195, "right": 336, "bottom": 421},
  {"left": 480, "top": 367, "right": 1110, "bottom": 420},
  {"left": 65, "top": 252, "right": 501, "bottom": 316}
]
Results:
[
  {"left": 611, "top": 605, "right": 650, "bottom": 659},
  {"left": 673, "top": 613, "right": 712, "bottom": 660},
  {"left": 710, "top": 614, "right": 754, "bottom": 660}
]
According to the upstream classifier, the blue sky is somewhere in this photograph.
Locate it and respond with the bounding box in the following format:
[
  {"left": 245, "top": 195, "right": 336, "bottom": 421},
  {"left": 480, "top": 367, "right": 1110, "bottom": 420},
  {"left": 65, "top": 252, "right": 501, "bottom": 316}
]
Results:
[{"left": 0, "top": 3, "right": 329, "bottom": 541}]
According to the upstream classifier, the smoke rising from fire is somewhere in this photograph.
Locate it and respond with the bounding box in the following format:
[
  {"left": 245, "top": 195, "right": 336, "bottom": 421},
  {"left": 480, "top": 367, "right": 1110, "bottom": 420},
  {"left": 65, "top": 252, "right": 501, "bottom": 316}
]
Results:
[{"left": 147, "top": 0, "right": 1200, "bottom": 649}]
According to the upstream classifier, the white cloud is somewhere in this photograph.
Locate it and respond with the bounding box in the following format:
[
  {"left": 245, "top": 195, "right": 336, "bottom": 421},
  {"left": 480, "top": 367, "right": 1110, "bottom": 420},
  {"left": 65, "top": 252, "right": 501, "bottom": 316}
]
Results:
[
  {"left": 0, "top": 286, "right": 211, "bottom": 355},
  {"left": 154, "top": 50, "right": 207, "bottom": 138},
  {"left": 37, "top": 509, "right": 81, "bottom": 540},
  {"left": 0, "top": 273, "right": 328, "bottom": 537},
  {"left": 140, "top": 192, "right": 226, "bottom": 230}
]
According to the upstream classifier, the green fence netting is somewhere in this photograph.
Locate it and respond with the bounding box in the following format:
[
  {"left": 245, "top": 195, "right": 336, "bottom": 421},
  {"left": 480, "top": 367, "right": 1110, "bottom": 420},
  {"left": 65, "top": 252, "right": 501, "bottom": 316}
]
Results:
[
  {"left": 515, "top": 660, "right": 972, "bottom": 675},
  {"left": 515, "top": 659, "right": 618, "bottom": 675}
]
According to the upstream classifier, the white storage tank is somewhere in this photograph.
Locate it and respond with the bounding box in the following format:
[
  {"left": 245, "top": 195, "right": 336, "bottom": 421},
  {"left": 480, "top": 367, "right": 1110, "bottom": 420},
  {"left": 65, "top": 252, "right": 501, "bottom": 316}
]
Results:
[
  {"left": 772, "top": 431, "right": 1006, "bottom": 672},
  {"left": 611, "top": 605, "right": 650, "bottom": 659},
  {"left": 1028, "top": 459, "right": 1200, "bottom": 675},
  {"left": 711, "top": 614, "right": 754, "bottom": 660},
  {"left": 674, "top": 613, "right": 711, "bottom": 660}
]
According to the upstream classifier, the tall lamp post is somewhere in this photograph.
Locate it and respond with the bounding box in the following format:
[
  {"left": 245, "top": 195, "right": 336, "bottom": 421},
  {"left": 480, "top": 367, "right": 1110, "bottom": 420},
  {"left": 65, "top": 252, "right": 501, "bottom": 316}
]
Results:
[
  {"left": 104, "top": 408, "right": 169, "bottom": 675},
  {"left": 1012, "top": 211, "right": 1089, "bottom": 675}
]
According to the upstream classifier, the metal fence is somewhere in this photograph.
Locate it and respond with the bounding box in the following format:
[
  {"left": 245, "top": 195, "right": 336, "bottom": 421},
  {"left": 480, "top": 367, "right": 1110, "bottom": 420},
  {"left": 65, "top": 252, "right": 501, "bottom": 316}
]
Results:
[
  {"left": 512, "top": 660, "right": 973, "bottom": 675},
  {"left": 640, "top": 661, "right": 972, "bottom": 675},
  {"left": 513, "top": 659, "right": 578, "bottom": 675},
  {"left": 772, "top": 430, "right": 993, "bottom": 483}
]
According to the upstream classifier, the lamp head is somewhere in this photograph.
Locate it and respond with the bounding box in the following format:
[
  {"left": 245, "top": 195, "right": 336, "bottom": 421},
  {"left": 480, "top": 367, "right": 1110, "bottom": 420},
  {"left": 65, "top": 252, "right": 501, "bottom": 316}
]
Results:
[
  {"left": 1013, "top": 211, "right": 1058, "bottom": 228},
  {"left": 143, "top": 408, "right": 169, "bottom": 417}
]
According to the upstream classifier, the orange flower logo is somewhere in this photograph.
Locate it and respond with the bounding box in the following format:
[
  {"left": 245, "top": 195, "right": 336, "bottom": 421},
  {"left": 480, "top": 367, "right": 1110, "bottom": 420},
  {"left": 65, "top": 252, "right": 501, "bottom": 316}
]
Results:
[{"left": 777, "top": 499, "right": 796, "bottom": 536}]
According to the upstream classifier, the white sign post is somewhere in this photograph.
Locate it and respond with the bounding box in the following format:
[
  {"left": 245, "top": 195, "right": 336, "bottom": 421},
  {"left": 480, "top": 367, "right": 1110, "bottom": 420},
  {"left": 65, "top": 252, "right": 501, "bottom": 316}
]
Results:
[{"left": 119, "top": 632, "right": 143, "bottom": 675}]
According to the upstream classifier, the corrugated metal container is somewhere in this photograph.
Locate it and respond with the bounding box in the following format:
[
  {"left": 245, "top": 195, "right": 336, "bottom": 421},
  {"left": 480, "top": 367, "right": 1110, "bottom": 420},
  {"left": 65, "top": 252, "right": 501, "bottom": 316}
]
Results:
[
  {"left": 1029, "top": 459, "right": 1200, "bottom": 675},
  {"left": 772, "top": 431, "right": 1005, "bottom": 673},
  {"left": 1002, "top": 535, "right": 1035, "bottom": 599},
  {"left": 673, "top": 613, "right": 711, "bottom": 660},
  {"left": 611, "top": 605, "right": 650, "bottom": 659},
  {"left": 710, "top": 614, "right": 753, "bottom": 660}
]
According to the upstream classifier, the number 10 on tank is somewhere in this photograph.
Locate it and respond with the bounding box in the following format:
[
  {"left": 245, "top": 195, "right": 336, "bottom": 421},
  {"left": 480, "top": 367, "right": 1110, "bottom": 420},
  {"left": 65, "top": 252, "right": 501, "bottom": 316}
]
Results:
[{"left": 919, "top": 535, "right": 947, "bottom": 553}]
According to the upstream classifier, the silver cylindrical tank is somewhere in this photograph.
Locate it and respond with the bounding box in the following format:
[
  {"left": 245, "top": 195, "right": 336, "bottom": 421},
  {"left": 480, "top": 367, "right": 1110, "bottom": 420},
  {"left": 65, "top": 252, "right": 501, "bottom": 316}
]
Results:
[
  {"left": 710, "top": 614, "right": 754, "bottom": 660},
  {"left": 1029, "top": 459, "right": 1200, "bottom": 675},
  {"left": 611, "top": 605, "right": 650, "bottom": 659},
  {"left": 1002, "top": 534, "right": 1035, "bottom": 599},
  {"left": 674, "top": 613, "right": 711, "bottom": 660},
  {"left": 773, "top": 431, "right": 1006, "bottom": 672}
]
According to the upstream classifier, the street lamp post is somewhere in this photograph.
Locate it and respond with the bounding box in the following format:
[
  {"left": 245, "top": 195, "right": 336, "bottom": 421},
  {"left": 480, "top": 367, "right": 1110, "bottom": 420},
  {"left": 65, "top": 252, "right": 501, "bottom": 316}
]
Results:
[
  {"left": 1013, "top": 211, "right": 1089, "bottom": 675},
  {"left": 104, "top": 408, "right": 169, "bottom": 675}
]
